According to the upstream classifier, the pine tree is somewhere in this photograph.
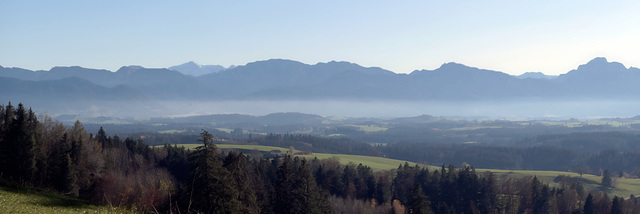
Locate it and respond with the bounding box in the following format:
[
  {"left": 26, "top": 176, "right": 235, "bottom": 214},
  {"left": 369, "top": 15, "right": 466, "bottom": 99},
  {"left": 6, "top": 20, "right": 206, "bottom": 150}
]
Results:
[
  {"left": 295, "top": 157, "right": 330, "bottom": 214},
  {"left": 602, "top": 169, "right": 613, "bottom": 187},
  {"left": 611, "top": 196, "right": 623, "bottom": 214},
  {"left": 275, "top": 154, "right": 295, "bottom": 213},
  {"left": 2, "top": 103, "right": 39, "bottom": 183},
  {"left": 2, "top": 102, "right": 19, "bottom": 180},
  {"left": 48, "top": 133, "right": 73, "bottom": 192},
  {"left": 0, "top": 104, "right": 7, "bottom": 178},
  {"left": 185, "top": 130, "right": 242, "bottom": 213},
  {"left": 97, "top": 127, "right": 107, "bottom": 150},
  {"left": 29, "top": 108, "right": 47, "bottom": 187},
  {"left": 224, "top": 151, "right": 260, "bottom": 214},
  {"left": 583, "top": 193, "right": 595, "bottom": 214},
  {"left": 275, "top": 155, "right": 329, "bottom": 214},
  {"left": 408, "top": 183, "right": 433, "bottom": 214}
]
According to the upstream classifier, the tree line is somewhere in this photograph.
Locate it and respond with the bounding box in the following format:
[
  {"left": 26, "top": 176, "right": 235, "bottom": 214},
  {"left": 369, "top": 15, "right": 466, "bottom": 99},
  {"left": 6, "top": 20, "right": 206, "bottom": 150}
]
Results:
[
  {"left": 381, "top": 142, "right": 640, "bottom": 178},
  {"left": 2, "top": 102, "right": 640, "bottom": 213}
]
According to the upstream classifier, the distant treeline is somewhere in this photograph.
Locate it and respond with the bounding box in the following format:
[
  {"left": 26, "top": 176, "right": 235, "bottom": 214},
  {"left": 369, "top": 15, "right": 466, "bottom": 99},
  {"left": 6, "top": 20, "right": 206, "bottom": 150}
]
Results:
[
  {"left": 2, "top": 102, "right": 640, "bottom": 213},
  {"left": 380, "top": 142, "right": 640, "bottom": 177},
  {"left": 140, "top": 128, "right": 640, "bottom": 177}
]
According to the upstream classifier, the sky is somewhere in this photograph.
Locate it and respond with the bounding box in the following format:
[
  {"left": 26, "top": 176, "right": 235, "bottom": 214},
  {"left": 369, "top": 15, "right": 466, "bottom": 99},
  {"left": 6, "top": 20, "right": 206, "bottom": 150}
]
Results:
[{"left": 1, "top": 1, "right": 639, "bottom": 75}]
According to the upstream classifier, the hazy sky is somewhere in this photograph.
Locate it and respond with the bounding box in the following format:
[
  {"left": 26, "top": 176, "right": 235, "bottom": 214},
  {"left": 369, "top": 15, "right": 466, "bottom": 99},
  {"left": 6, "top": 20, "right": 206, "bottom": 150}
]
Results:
[{"left": 1, "top": 1, "right": 638, "bottom": 75}]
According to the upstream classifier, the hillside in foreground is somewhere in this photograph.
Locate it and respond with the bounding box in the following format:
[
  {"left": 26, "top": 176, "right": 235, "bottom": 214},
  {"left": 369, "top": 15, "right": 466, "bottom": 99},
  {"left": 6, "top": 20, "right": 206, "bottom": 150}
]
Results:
[{"left": 0, "top": 182, "right": 131, "bottom": 213}]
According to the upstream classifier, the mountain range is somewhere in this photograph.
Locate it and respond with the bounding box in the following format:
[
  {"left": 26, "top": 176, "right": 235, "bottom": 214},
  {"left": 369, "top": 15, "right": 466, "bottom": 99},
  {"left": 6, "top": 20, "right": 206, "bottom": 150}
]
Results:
[{"left": 2, "top": 57, "right": 639, "bottom": 117}]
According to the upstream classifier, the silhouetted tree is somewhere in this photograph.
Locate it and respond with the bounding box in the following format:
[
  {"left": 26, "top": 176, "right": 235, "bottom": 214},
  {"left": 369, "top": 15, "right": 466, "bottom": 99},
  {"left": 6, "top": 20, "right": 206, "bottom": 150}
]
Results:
[
  {"left": 602, "top": 169, "right": 613, "bottom": 187},
  {"left": 407, "top": 183, "right": 433, "bottom": 214},
  {"left": 184, "top": 130, "right": 241, "bottom": 213},
  {"left": 224, "top": 151, "right": 260, "bottom": 214},
  {"left": 584, "top": 193, "right": 595, "bottom": 214}
]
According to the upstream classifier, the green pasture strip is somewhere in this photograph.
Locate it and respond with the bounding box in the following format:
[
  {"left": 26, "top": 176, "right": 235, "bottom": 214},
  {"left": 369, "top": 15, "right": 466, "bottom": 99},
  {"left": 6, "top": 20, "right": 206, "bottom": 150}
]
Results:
[
  {"left": 155, "top": 144, "right": 640, "bottom": 198},
  {"left": 449, "top": 126, "right": 502, "bottom": 131},
  {"left": 217, "top": 144, "right": 290, "bottom": 153},
  {"left": 297, "top": 153, "right": 418, "bottom": 171},
  {"left": 343, "top": 125, "right": 388, "bottom": 132},
  {"left": 477, "top": 169, "right": 640, "bottom": 198},
  {"left": 158, "top": 129, "right": 187, "bottom": 134},
  {"left": 0, "top": 184, "right": 132, "bottom": 213},
  {"left": 215, "top": 128, "right": 234, "bottom": 133},
  {"left": 161, "top": 144, "right": 291, "bottom": 153}
]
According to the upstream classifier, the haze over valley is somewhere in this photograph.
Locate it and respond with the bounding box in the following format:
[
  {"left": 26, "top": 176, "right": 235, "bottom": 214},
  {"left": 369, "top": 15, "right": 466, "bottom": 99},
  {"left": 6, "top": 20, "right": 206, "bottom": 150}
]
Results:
[
  {"left": 4, "top": 1, "right": 640, "bottom": 213},
  {"left": 2, "top": 57, "right": 639, "bottom": 119}
]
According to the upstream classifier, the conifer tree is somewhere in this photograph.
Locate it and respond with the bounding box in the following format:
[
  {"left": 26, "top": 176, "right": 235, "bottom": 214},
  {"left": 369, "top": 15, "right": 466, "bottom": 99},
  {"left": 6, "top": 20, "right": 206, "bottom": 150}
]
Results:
[
  {"left": 408, "top": 183, "right": 433, "bottom": 214},
  {"left": 48, "top": 133, "right": 74, "bottom": 192},
  {"left": 224, "top": 151, "right": 260, "bottom": 214},
  {"left": 274, "top": 154, "right": 295, "bottom": 213},
  {"left": 185, "top": 130, "right": 241, "bottom": 213},
  {"left": 584, "top": 193, "right": 595, "bottom": 214},
  {"left": 0, "top": 104, "right": 7, "bottom": 178},
  {"left": 275, "top": 155, "right": 330, "bottom": 214},
  {"left": 602, "top": 169, "right": 613, "bottom": 187},
  {"left": 2, "top": 103, "right": 40, "bottom": 183},
  {"left": 294, "top": 157, "right": 330, "bottom": 214},
  {"left": 611, "top": 196, "right": 623, "bottom": 214}
]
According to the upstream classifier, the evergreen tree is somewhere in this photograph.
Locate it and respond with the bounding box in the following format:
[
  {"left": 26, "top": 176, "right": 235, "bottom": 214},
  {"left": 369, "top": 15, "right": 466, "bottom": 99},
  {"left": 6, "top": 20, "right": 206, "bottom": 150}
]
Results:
[
  {"left": 224, "top": 151, "right": 260, "bottom": 214},
  {"left": 602, "top": 169, "right": 613, "bottom": 187},
  {"left": 583, "top": 193, "right": 595, "bottom": 214},
  {"left": 393, "top": 162, "right": 418, "bottom": 205},
  {"left": 184, "top": 130, "right": 242, "bottom": 213},
  {"left": 1, "top": 103, "right": 40, "bottom": 183},
  {"left": 375, "top": 173, "right": 392, "bottom": 205},
  {"left": 408, "top": 183, "right": 433, "bottom": 214},
  {"left": 97, "top": 127, "right": 107, "bottom": 150},
  {"left": 356, "top": 163, "right": 376, "bottom": 200},
  {"left": 479, "top": 172, "right": 497, "bottom": 213},
  {"left": 611, "top": 196, "right": 623, "bottom": 214},
  {"left": 47, "top": 133, "right": 74, "bottom": 192},
  {"left": 295, "top": 157, "right": 331, "bottom": 214},
  {"left": 0, "top": 104, "right": 7, "bottom": 179},
  {"left": 274, "top": 154, "right": 296, "bottom": 213},
  {"left": 275, "top": 155, "right": 329, "bottom": 214}
]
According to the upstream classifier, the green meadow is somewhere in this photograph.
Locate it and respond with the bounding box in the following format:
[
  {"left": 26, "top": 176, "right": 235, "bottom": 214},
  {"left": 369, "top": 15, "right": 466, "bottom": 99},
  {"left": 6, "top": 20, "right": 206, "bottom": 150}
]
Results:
[
  {"left": 0, "top": 183, "right": 132, "bottom": 213},
  {"left": 480, "top": 169, "right": 640, "bottom": 199},
  {"left": 204, "top": 144, "right": 640, "bottom": 198}
]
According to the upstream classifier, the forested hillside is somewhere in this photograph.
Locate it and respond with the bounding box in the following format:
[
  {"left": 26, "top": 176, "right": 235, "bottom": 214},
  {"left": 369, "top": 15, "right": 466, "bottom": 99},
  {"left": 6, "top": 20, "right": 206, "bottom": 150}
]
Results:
[{"left": 2, "top": 102, "right": 640, "bottom": 213}]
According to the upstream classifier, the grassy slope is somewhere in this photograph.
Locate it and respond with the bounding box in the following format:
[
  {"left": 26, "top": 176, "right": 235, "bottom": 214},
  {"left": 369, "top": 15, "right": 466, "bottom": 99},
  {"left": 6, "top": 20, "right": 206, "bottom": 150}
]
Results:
[
  {"left": 0, "top": 183, "right": 131, "bottom": 213},
  {"left": 187, "top": 144, "right": 640, "bottom": 198},
  {"left": 481, "top": 169, "right": 640, "bottom": 198},
  {"left": 168, "top": 144, "right": 416, "bottom": 170}
]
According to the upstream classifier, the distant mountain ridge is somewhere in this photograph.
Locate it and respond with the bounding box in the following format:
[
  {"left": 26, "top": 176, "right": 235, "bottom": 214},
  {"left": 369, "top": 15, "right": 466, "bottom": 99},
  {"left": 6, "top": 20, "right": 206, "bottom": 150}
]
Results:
[
  {"left": 169, "top": 61, "right": 232, "bottom": 76},
  {"left": 516, "top": 72, "right": 557, "bottom": 79},
  {"left": 2, "top": 57, "right": 639, "bottom": 106}
]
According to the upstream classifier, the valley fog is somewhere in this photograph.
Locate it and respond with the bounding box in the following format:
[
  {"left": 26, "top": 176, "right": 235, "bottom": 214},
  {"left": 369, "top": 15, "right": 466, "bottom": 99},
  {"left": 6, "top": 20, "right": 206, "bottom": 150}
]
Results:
[{"left": 153, "top": 99, "right": 640, "bottom": 119}]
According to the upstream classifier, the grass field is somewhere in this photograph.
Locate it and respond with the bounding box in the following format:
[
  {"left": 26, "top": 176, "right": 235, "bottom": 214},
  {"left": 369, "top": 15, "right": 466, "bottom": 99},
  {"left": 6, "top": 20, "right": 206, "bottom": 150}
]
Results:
[
  {"left": 0, "top": 183, "right": 131, "bottom": 213},
  {"left": 343, "top": 125, "right": 389, "bottom": 132},
  {"left": 156, "top": 144, "right": 640, "bottom": 198},
  {"left": 480, "top": 169, "right": 640, "bottom": 198},
  {"left": 296, "top": 153, "right": 419, "bottom": 171},
  {"left": 169, "top": 144, "right": 417, "bottom": 171}
]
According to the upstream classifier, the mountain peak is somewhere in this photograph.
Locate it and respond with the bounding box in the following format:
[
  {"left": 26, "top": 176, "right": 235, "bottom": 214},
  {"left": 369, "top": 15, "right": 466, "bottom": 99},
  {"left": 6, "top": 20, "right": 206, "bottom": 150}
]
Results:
[
  {"left": 517, "top": 72, "right": 557, "bottom": 79},
  {"left": 241, "top": 59, "right": 307, "bottom": 71},
  {"left": 438, "top": 62, "right": 473, "bottom": 71},
  {"left": 116, "top": 65, "right": 145, "bottom": 73},
  {"left": 588, "top": 57, "right": 608, "bottom": 64},
  {"left": 573, "top": 57, "right": 627, "bottom": 74},
  {"left": 169, "top": 61, "right": 225, "bottom": 76},
  {"left": 558, "top": 57, "right": 631, "bottom": 82}
]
